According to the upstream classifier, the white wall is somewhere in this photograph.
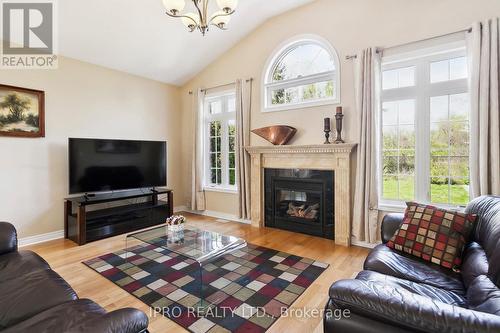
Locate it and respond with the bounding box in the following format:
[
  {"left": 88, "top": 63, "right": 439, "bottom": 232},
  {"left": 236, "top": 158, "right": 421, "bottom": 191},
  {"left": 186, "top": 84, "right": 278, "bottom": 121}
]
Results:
[{"left": 0, "top": 57, "right": 182, "bottom": 238}]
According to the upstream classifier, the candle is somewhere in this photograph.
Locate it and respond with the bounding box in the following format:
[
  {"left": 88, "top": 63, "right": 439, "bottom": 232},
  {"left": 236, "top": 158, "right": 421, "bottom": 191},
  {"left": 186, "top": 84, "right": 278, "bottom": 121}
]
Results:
[
  {"left": 324, "top": 118, "right": 331, "bottom": 131},
  {"left": 336, "top": 106, "right": 343, "bottom": 114}
]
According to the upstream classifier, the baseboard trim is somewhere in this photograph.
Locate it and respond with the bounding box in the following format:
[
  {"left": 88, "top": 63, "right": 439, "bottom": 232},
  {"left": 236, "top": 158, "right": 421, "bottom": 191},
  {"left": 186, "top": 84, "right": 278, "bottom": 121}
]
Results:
[
  {"left": 174, "top": 205, "right": 188, "bottom": 213},
  {"left": 175, "top": 206, "right": 251, "bottom": 225},
  {"left": 19, "top": 230, "right": 65, "bottom": 247},
  {"left": 200, "top": 210, "right": 251, "bottom": 224}
]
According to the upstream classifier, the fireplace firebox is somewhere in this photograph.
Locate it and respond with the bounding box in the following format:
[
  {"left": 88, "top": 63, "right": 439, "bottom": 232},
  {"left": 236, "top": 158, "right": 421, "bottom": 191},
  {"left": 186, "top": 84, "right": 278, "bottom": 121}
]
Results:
[{"left": 264, "top": 168, "right": 334, "bottom": 239}]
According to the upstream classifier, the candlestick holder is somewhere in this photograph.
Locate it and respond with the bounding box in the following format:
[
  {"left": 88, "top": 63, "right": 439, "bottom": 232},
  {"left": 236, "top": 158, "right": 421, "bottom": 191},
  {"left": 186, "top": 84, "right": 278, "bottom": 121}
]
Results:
[
  {"left": 324, "top": 129, "right": 331, "bottom": 144},
  {"left": 334, "top": 113, "right": 345, "bottom": 144}
]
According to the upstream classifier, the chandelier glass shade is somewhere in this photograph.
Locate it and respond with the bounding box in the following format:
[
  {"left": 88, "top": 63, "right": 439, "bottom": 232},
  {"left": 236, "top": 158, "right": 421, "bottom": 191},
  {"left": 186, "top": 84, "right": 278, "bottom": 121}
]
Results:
[{"left": 162, "top": 0, "right": 238, "bottom": 35}]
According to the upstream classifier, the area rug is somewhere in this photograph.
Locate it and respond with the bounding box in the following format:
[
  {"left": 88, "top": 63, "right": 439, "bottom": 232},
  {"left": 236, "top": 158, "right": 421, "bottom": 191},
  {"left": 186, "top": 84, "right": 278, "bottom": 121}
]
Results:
[{"left": 83, "top": 241, "right": 328, "bottom": 333}]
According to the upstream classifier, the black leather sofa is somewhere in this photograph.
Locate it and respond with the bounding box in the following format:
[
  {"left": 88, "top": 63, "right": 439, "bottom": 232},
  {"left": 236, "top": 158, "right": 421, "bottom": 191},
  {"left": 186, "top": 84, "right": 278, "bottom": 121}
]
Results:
[
  {"left": 325, "top": 195, "right": 500, "bottom": 333},
  {"left": 0, "top": 221, "right": 149, "bottom": 333}
]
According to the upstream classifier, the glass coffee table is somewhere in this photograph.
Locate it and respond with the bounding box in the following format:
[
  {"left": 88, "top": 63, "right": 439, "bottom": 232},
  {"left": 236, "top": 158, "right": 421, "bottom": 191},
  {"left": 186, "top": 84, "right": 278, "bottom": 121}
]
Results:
[{"left": 125, "top": 225, "right": 247, "bottom": 308}]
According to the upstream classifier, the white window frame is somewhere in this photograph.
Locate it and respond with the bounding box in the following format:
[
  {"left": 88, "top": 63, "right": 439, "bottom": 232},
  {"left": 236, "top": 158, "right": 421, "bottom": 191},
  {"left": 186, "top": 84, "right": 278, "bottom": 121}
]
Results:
[
  {"left": 203, "top": 90, "right": 238, "bottom": 193},
  {"left": 262, "top": 34, "right": 341, "bottom": 112},
  {"left": 379, "top": 41, "right": 469, "bottom": 211}
]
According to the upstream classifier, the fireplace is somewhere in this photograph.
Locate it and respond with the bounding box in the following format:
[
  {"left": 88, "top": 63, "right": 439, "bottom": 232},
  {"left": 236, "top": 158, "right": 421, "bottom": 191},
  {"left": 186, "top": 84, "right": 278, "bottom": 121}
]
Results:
[
  {"left": 264, "top": 168, "right": 334, "bottom": 239},
  {"left": 246, "top": 144, "right": 356, "bottom": 245}
]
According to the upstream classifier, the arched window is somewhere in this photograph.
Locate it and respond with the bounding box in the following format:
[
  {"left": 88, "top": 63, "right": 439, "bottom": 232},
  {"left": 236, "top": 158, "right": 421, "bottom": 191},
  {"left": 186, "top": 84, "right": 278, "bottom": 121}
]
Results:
[{"left": 263, "top": 35, "right": 340, "bottom": 112}]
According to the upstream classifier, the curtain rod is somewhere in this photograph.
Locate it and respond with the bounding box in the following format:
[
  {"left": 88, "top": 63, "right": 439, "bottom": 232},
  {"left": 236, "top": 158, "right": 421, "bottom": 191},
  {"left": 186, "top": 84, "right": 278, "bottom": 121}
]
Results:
[
  {"left": 345, "top": 26, "right": 473, "bottom": 60},
  {"left": 188, "top": 78, "right": 253, "bottom": 95}
]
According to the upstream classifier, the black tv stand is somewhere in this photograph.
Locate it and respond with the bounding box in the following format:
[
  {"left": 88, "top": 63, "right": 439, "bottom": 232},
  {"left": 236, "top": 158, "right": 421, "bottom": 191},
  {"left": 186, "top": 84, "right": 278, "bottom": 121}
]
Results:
[
  {"left": 84, "top": 193, "right": 96, "bottom": 200},
  {"left": 64, "top": 188, "right": 173, "bottom": 245}
]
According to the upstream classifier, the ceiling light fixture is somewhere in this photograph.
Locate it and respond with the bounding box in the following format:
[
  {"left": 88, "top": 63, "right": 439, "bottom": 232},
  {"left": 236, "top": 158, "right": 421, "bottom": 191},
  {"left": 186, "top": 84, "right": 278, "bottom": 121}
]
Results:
[{"left": 162, "top": 0, "right": 238, "bottom": 36}]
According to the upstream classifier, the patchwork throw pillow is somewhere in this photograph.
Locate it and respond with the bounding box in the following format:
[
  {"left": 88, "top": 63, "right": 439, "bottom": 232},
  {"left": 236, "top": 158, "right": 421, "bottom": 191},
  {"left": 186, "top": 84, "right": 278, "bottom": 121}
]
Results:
[{"left": 386, "top": 202, "right": 476, "bottom": 270}]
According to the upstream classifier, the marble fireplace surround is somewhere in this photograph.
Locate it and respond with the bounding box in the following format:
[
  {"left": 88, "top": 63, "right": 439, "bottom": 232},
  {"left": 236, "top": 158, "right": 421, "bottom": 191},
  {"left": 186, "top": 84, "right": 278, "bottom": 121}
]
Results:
[{"left": 245, "top": 144, "right": 357, "bottom": 246}]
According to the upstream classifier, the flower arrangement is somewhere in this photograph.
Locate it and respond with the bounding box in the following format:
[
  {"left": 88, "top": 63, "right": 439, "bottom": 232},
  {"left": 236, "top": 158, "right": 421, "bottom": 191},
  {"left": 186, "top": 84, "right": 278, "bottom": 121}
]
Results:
[
  {"left": 167, "top": 215, "right": 186, "bottom": 226},
  {"left": 166, "top": 215, "right": 186, "bottom": 232}
]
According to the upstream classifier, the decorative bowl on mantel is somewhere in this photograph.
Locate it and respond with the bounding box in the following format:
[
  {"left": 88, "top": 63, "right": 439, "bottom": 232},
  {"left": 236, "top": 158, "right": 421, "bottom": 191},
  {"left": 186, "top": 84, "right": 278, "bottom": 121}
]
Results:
[{"left": 251, "top": 126, "right": 297, "bottom": 145}]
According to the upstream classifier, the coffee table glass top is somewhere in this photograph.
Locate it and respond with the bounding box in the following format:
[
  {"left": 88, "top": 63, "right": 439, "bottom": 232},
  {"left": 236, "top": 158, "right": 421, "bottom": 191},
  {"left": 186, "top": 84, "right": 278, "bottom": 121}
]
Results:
[{"left": 126, "top": 225, "right": 247, "bottom": 263}]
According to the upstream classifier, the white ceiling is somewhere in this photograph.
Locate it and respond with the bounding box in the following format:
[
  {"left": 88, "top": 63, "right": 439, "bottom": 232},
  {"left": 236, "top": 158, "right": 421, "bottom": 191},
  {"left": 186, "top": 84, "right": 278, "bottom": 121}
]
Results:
[{"left": 58, "top": 0, "right": 315, "bottom": 86}]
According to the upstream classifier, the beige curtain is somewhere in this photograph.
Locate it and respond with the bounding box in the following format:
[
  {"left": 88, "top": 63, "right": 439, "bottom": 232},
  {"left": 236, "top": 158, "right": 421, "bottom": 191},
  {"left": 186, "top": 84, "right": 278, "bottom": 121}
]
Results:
[
  {"left": 235, "top": 79, "right": 252, "bottom": 220},
  {"left": 352, "top": 48, "right": 381, "bottom": 243},
  {"left": 191, "top": 88, "right": 206, "bottom": 211},
  {"left": 467, "top": 18, "right": 500, "bottom": 198}
]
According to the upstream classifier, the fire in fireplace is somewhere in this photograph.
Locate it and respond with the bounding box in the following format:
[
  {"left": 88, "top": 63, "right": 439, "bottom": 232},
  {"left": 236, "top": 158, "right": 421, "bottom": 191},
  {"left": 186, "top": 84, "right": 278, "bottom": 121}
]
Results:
[
  {"left": 287, "top": 202, "right": 319, "bottom": 219},
  {"left": 264, "top": 168, "right": 334, "bottom": 239},
  {"left": 278, "top": 190, "right": 320, "bottom": 220}
]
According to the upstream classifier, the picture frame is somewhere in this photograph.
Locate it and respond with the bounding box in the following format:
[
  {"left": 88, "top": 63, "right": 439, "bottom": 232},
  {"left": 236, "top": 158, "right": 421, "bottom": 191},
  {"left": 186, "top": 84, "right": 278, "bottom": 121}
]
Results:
[{"left": 0, "top": 84, "right": 45, "bottom": 138}]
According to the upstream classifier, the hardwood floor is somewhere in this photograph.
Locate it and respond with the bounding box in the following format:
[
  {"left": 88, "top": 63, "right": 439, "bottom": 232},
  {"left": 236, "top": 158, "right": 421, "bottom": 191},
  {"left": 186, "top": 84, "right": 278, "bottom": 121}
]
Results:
[{"left": 25, "top": 213, "right": 370, "bottom": 333}]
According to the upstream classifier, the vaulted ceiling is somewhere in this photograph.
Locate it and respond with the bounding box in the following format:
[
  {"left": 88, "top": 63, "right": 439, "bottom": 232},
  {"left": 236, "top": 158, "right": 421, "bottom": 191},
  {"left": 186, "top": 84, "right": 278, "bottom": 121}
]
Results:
[{"left": 58, "top": 0, "right": 315, "bottom": 85}]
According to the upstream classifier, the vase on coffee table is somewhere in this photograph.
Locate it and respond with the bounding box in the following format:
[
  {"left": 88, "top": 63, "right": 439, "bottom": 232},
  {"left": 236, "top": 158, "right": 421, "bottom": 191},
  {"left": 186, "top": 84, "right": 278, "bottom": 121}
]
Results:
[{"left": 167, "top": 225, "right": 184, "bottom": 242}]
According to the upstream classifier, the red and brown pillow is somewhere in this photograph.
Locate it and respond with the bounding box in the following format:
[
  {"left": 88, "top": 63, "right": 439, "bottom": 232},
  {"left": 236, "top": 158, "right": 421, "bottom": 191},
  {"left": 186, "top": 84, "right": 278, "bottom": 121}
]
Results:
[{"left": 386, "top": 202, "right": 477, "bottom": 270}]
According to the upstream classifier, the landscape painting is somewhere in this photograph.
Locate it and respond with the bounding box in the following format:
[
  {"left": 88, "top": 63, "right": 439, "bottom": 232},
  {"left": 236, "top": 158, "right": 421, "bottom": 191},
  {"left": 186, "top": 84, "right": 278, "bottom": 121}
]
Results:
[{"left": 0, "top": 84, "right": 45, "bottom": 138}]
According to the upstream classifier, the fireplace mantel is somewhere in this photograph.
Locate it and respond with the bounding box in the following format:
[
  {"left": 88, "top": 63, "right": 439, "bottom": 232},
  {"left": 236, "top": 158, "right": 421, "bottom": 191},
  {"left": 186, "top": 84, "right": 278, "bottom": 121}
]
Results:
[
  {"left": 245, "top": 144, "right": 357, "bottom": 246},
  {"left": 245, "top": 144, "right": 357, "bottom": 155}
]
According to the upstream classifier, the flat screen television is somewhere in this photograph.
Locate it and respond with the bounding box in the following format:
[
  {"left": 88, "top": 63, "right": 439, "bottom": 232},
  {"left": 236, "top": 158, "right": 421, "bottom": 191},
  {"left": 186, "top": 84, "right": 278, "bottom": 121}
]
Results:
[{"left": 69, "top": 138, "right": 167, "bottom": 194}]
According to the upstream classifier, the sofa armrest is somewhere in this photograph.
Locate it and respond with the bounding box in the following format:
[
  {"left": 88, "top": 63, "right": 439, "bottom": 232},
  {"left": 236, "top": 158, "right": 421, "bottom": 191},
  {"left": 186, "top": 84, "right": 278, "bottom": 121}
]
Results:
[
  {"left": 0, "top": 222, "right": 18, "bottom": 255},
  {"left": 76, "top": 308, "right": 149, "bottom": 333},
  {"left": 381, "top": 214, "right": 404, "bottom": 243},
  {"left": 330, "top": 279, "right": 500, "bottom": 333}
]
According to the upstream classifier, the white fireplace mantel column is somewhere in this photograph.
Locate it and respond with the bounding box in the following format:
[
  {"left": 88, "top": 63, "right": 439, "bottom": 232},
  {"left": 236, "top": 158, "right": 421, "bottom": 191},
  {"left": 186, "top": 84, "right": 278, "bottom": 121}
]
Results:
[{"left": 245, "top": 144, "right": 357, "bottom": 246}]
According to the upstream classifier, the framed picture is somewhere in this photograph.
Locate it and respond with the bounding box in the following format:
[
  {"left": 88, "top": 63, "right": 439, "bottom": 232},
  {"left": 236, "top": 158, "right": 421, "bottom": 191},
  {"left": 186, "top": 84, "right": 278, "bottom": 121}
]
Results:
[{"left": 0, "top": 84, "right": 45, "bottom": 138}]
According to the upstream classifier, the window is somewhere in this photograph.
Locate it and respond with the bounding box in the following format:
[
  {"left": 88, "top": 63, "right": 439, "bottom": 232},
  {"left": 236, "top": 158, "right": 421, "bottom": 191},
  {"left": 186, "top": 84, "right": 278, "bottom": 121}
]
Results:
[
  {"left": 203, "top": 91, "right": 237, "bottom": 192},
  {"left": 380, "top": 41, "right": 470, "bottom": 208},
  {"left": 263, "top": 35, "right": 340, "bottom": 112}
]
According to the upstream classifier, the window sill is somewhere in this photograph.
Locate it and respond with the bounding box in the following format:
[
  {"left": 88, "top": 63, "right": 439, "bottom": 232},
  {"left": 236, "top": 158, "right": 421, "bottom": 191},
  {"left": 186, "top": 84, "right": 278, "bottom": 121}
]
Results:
[
  {"left": 204, "top": 187, "right": 238, "bottom": 194},
  {"left": 378, "top": 203, "right": 406, "bottom": 213},
  {"left": 378, "top": 201, "right": 467, "bottom": 213}
]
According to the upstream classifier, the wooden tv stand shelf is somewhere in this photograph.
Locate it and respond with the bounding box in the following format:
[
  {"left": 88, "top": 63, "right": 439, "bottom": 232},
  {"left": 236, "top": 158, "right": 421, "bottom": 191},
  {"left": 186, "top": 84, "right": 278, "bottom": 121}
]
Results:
[{"left": 64, "top": 188, "right": 173, "bottom": 245}]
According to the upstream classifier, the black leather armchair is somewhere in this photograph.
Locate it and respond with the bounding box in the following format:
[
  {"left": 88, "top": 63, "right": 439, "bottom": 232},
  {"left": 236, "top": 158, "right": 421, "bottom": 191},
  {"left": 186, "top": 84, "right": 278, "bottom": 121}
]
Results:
[
  {"left": 0, "top": 222, "right": 17, "bottom": 255},
  {"left": 325, "top": 196, "right": 500, "bottom": 333},
  {"left": 0, "top": 221, "right": 149, "bottom": 333},
  {"left": 380, "top": 213, "right": 403, "bottom": 243}
]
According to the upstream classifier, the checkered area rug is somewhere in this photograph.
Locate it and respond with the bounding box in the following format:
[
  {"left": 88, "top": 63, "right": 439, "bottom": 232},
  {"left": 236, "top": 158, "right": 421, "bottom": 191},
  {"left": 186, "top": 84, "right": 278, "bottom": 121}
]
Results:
[{"left": 83, "top": 242, "right": 328, "bottom": 333}]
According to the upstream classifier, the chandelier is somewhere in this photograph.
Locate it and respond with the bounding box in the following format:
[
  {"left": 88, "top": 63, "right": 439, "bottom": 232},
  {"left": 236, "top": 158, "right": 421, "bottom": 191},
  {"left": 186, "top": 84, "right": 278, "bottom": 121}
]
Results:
[{"left": 162, "top": 0, "right": 238, "bottom": 35}]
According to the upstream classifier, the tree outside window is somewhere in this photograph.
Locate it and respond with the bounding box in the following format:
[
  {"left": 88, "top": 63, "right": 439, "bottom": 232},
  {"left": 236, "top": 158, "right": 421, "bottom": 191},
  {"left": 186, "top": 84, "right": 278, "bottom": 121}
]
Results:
[
  {"left": 264, "top": 36, "right": 340, "bottom": 111},
  {"left": 381, "top": 45, "right": 470, "bottom": 207},
  {"left": 204, "top": 91, "right": 237, "bottom": 191}
]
